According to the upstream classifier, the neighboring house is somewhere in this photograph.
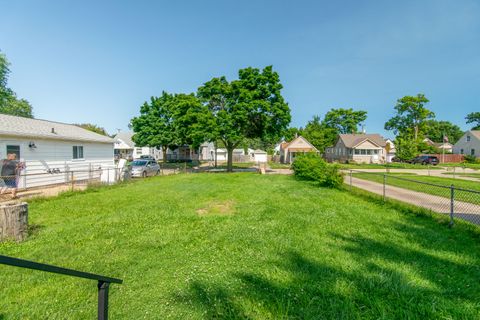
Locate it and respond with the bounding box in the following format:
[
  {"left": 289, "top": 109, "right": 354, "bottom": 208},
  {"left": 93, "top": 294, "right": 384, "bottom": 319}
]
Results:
[
  {"left": 0, "top": 113, "right": 115, "bottom": 188},
  {"left": 325, "top": 133, "right": 387, "bottom": 164},
  {"left": 166, "top": 145, "right": 199, "bottom": 162},
  {"left": 280, "top": 136, "right": 319, "bottom": 163},
  {"left": 453, "top": 130, "right": 480, "bottom": 158},
  {"left": 215, "top": 148, "right": 246, "bottom": 162},
  {"left": 423, "top": 138, "right": 453, "bottom": 153},
  {"left": 249, "top": 149, "right": 268, "bottom": 163},
  {"left": 199, "top": 142, "right": 215, "bottom": 161},
  {"left": 113, "top": 131, "right": 162, "bottom": 160},
  {"left": 385, "top": 139, "right": 396, "bottom": 163}
]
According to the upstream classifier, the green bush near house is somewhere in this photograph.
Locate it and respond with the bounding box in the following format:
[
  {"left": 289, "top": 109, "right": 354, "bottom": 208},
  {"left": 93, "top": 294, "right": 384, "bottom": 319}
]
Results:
[
  {"left": 291, "top": 153, "right": 343, "bottom": 188},
  {"left": 464, "top": 155, "right": 480, "bottom": 164}
]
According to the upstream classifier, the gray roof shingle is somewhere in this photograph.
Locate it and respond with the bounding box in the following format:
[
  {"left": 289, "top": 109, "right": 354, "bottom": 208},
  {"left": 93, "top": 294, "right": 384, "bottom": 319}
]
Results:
[
  {"left": 338, "top": 133, "right": 387, "bottom": 148},
  {"left": 0, "top": 114, "right": 114, "bottom": 143}
]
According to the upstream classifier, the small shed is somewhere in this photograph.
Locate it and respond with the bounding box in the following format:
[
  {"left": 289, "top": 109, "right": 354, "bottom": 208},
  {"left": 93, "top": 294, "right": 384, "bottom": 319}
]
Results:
[{"left": 252, "top": 149, "right": 267, "bottom": 163}]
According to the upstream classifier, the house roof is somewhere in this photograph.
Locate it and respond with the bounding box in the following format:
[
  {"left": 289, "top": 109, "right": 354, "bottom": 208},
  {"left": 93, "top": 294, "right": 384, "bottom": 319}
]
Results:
[
  {"left": 338, "top": 133, "right": 387, "bottom": 148},
  {"left": 253, "top": 149, "right": 267, "bottom": 154},
  {"left": 113, "top": 131, "right": 135, "bottom": 148},
  {"left": 471, "top": 131, "right": 480, "bottom": 140},
  {"left": 0, "top": 113, "right": 114, "bottom": 143},
  {"left": 281, "top": 136, "right": 318, "bottom": 151}
]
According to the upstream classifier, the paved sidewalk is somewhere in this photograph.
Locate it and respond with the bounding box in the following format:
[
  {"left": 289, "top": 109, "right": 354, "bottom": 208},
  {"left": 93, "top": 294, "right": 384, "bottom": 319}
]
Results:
[
  {"left": 346, "top": 176, "right": 480, "bottom": 225},
  {"left": 345, "top": 167, "right": 480, "bottom": 182}
]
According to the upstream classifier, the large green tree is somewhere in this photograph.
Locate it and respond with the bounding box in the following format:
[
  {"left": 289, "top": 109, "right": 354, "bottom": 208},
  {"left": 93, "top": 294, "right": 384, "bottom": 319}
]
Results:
[
  {"left": 0, "top": 51, "right": 33, "bottom": 118},
  {"left": 322, "top": 108, "right": 367, "bottom": 134},
  {"left": 423, "top": 120, "right": 463, "bottom": 144},
  {"left": 466, "top": 112, "right": 480, "bottom": 130},
  {"left": 197, "top": 66, "right": 291, "bottom": 171},
  {"left": 130, "top": 92, "right": 177, "bottom": 162},
  {"left": 171, "top": 93, "right": 212, "bottom": 149},
  {"left": 302, "top": 115, "right": 337, "bottom": 153},
  {"left": 394, "top": 135, "right": 419, "bottom": 161},
  {"left": 384, "top": 94, "right": 434, "bottom": 140}
]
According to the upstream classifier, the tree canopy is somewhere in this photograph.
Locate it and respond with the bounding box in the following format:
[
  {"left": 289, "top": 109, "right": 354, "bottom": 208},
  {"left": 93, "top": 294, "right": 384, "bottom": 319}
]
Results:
[
  {"left": 384, "top": 94, "right": 434, "bottom": 140},
  {"left": 301, "top": 115, "right": 338, "bottom": 154},
  {"left": 0, "top": 51, "right": 33, "bottom": 118},
  {"left": 197, "top": 66, "right": 291, "bottom": 171},
  {"left": 423, "top": 120, "right": 463, "bottom": 144},
  {"left": 323, "top": 108, "right": 367, "bottom": 134},
  {"left": 74, "top": 123, "right": 109, "bottom": 136},
  {"left": 466, "top": 112, "right": 480, "bottom": 130},
  {"left": 130, "top": 92, "right": 178, "bottom": 161}
]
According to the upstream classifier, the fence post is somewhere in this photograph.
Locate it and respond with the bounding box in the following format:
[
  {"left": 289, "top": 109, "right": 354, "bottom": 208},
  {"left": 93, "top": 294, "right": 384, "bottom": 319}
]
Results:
[
  {"left": 449, "top": 185, "right": 455, "bottom": 228},
  {"left": 349, "top": 170, "right": 352, "bottom": 190},
  {"left": 383, "top": 174, "right": 386, "bottom": 202},
  {"left": 70, "top": 171, "right": 74, "bottom": 191},
  {"left": 184, "top": 162, "right": 187, "bottom": 174},
  {"left": 453, "top": 166, "right": 456, "bottom": 179},
  {"left": 97, "top": 281, "right": 110, "bottom": 320}
]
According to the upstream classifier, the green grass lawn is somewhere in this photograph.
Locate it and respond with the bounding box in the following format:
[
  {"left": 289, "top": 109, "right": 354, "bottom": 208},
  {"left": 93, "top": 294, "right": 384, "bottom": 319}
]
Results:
[
  {"left": 215, "top": 162, "right": 256, "bottom": 169},
  {"left": 268, "top": 161, "right": 291, "bottom": 169},
  {"left": 353, "top": 172, "right": 480, "bottom": 205},
  {"left": 442, "top": 172, "right": 480, "bottom": 178},
  {"left": 2, "top": 174, "right": 480, "bottom": 319},
  {"left": 440, "top": 163, "right": 480, "bottom": 170}
]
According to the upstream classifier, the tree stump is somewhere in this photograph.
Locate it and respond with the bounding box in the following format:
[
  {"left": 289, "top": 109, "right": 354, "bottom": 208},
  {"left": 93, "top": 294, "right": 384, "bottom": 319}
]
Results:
[{"left": 0, "top": 202, "right": 28, "bottom": 242}]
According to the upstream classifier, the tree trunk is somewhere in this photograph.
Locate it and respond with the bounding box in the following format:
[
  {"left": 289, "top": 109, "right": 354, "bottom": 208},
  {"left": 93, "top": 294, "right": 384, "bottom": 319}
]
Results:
[
  {"left": 0, "top": 202, "right": 28, "bottom": 242},
  {"left": 227, "top": 146, "right": 234, "bottom": 172},
  {"left": 162, "top": 146, "right": 168, "bottom": 163}
]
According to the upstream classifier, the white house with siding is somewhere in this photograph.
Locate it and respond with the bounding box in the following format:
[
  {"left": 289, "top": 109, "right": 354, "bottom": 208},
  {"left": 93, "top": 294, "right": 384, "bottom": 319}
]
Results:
[
  {"left": 114, "top": 131, "right": 162, "bottom": 160},
  {"left": 0, "top": 114, "right": 115, "bottom": 188},
  {"left": 453, "top": 130, "right": 480, "bottom": 158}
]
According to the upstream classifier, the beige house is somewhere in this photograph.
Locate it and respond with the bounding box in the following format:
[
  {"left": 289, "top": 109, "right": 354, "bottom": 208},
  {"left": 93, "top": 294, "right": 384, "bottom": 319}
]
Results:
[
  {"left": 280, "top": 136, "right": 319, "bottom": 163},
  {"left": 453, "top": 130, "right": 480, "bottom": 158},
  {"left": 325, "top": 134, "right": 387, "bottom": 164},
  {"left": 423, "top": 138, "right": 453, "bottom": 153}
]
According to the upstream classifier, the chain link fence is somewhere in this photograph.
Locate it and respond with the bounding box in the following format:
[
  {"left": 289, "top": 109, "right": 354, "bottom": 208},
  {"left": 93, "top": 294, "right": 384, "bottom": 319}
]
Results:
[
  {"left": 0, "top": 167, "right": 128, "bottom": 201},
  {"left": 346, "top": 170, "right": 480, "bottom": 226}
]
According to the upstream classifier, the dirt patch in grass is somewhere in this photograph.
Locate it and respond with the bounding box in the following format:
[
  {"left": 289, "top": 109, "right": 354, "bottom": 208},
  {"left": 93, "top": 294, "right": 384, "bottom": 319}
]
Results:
[{"left": 197, "top": 200, "right": 235, "bottom": 216}]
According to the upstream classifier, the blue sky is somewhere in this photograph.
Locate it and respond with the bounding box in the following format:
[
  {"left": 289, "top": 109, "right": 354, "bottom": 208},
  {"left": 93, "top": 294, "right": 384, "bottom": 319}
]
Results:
[{"left": 1, "top": 0, "right": 479, "bottom": 138}]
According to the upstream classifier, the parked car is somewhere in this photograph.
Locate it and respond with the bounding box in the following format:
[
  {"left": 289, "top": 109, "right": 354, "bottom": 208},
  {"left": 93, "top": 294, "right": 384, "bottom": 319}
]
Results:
[
  {"left": 411, "top": 155, "right": 439, "bottom": 165},
  {"left": 131, "top": 159, "right": 160, "bottom": 177},
  {"left": 139, "top": 155, "right": 157, "bottom": 161},
  {"left": 390, "top": 156, "right": 402, "bottom": 163}
]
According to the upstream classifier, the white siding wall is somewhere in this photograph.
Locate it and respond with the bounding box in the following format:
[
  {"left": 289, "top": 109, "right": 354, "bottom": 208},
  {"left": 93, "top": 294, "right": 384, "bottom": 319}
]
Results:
[{"left": 0, "top": 137, "right": 114, "bottom": 188}]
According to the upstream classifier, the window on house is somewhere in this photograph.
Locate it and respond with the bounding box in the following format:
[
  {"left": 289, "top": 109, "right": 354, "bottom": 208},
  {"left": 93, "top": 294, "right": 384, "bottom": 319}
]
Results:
[
  {"left": 354, "top": 149, "right": 359, "bottom": 155},
  {"left": 366, "top": 150, "right": 372, "bottom": 155},
  {"left": 361, "top": 149, "right": 366, "bottom": 155},
  {"left": 460, "top": 149, "right": 464, "bottom": 154},
  {"left": 373, "top": 150, "right": 379, "bottom": 154},
  {"left": 349, "top": 149, "right": 352, "bottom": 155},
  {"left": 467, "top": 136, "right": 471, "bottom": 142},
  {"left": 6, "top": 145, "right": 20, "bottom": 159},
  {"left": 73, "top": 146, "right": 84, "bottom": 159},
  {"left": 472, "top": 149, "right": 476, "bottom": 156}
]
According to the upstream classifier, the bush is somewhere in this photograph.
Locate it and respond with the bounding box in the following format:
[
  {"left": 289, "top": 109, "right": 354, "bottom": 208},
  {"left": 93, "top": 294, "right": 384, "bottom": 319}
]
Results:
[
  {"left": 291, "top": 153, "right": 343, "bottom": 188},
  {"left": 463, "top": 155, "right": 480, "bottom": 164}
]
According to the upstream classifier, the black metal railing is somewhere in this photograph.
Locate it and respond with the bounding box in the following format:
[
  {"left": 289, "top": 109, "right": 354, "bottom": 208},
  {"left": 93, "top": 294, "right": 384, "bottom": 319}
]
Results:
[{"left": 0, "top": 255, "right": 123, "bottom": 320}]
